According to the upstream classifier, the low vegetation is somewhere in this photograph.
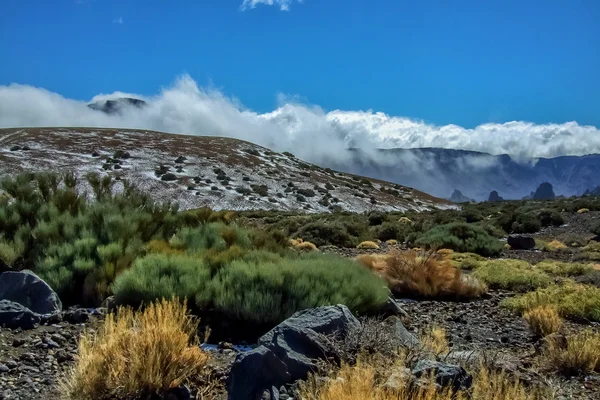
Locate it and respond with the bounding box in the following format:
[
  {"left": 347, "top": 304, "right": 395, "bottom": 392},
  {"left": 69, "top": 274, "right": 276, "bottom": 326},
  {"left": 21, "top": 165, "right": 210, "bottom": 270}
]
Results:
[
  {"left": 542, "top": 329, "right": 600, "bottom": 376},
  {"left": 113, "top": 252, "right": 389, "bottom": 325},
  {"left": 523, "top": 306, "right": 562, "bottom": 337},
  {"left": 356, "top": 251, "right": 487, "bottom": 300},
  {"left": 60, "top": 299, "right": 209, "bottom": 399},
  {"left": 535, "top": 260, "right": 594, "bottom": 277},
  {"left": 503, "top": 281, "right": 600, "bottom": 322},
  {"left": 473, "top": 260, "right": 550, "bottom": 292},
  {"left": 415, "top": 223, "right": 503, "bottom": 256}
]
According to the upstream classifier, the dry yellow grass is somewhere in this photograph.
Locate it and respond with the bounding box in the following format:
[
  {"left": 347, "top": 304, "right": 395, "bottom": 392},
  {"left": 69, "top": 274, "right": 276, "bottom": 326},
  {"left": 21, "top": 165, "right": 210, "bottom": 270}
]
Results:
[
  {"left": 398, "top": 217, "right": 413, "bottom": 224},
  {"left": 299, "top": 359, "right": 546, "bottom": 400},
  {"left": 577, "top": 208, "right": 590, "bottom": 214},
  {"left": 358, "top": 241, "right": 381, "bottom": 250},
  {"left": 542, "top": 329, "right": 600, "bottom": 376},
  {"left": 386, "top": 239, "right": 398, "bottom": 246},
  {"left": 523, "top": 306, "right": 562, "bottom": 337},
  {"left": 421, "top": 326, "right": 449, "bottom": 356},
  {"left": 60, "top": 299, "right": 208, "bottom": 400},
  {"left": 436, "top": 248, "right": 454, "bottom": 257},
  {"left": 543, "top": 240, "right": 567, "bottom": 252},
  {"left": 296, "top": 241, "right": 318, "bottom": 251},
  {"left": 356, "top": 251, "right": 487, "bottom": 300},
  {"left": 289, "top": 238, "right": 304, "bottom": 246}
]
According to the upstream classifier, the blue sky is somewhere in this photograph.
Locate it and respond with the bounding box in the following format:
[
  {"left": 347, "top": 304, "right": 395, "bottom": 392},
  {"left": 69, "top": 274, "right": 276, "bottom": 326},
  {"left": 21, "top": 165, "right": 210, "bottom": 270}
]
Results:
[{"left": 1, "top": 0, "right": 599, "bottom": 129}]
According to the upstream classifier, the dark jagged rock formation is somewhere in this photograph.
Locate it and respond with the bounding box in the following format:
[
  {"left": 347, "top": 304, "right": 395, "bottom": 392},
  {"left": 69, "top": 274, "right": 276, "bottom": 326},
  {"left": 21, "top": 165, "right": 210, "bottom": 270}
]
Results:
[
  {"left": 533, "top": 182, "right": 556, "bottom": 200},
  {"left": 88, "top": 97, "right": 147, "bottom": 115},
  {"left": 487, "top": 190, "right": 504, "bottom": 202},
  {"left": 449, "top": 189, "right": 474, "bottom": 203}
]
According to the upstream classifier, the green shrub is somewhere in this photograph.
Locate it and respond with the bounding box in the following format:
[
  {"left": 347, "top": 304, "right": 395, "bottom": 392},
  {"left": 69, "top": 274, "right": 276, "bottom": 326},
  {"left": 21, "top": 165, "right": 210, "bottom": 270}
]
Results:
[
  {"left": 415, "top": 223, "right": 503, "bottom": 256},
  {"left": 113, "top": 252, "right": 388, "bottom": 326},
  {"left": 538, "top": 209, "right": 565, "bottom": 227},
  {"left": 512, "top": 213, "right": 541, "bottom": 234},
  {"left": 296, "top": 221, "right": 357, "bottom": 247},
  {"left": 473, "top": 260, "right": 551, "bottom": 292},
  {"left": 503, "top": 281, "right": 600, "bottom": 322},
  {"left": 591, "top": 222, "right": 600, "bottom": 236},
  {"left": 208, "top": 253, "right": 388, "bottom": 324},
  {"left": 111, "top": 254, "right": 211, "bottom": 307},
  {"left": 374, "top": 222, "right": 408, "bottom": 242}
]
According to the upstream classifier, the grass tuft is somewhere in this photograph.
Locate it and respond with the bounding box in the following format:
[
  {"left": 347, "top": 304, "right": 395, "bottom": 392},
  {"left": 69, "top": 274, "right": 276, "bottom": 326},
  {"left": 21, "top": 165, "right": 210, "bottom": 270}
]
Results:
[
  {"left": 523, "top": 306, "right": 562, "bottom": 337},
  {"left": 357, "top": 251, "right": 487, "bottom": 300},
  {"left": 60, "top": 299, "right": 208, "bottom": 400},
  {"left": 543, "top": 240, "right": 567, "bottom": 253},
  {"left": 535, "top": 260, "right": 594, "bottom": 277},
  {"left": 421, "top": 325, "right": 449, "bottom": 356},
  {"left": 358, "top": 241, "right": 380, "bottom": 250},
  {"left": 542, "top": 329, "right": 600, "bottom": 376}
]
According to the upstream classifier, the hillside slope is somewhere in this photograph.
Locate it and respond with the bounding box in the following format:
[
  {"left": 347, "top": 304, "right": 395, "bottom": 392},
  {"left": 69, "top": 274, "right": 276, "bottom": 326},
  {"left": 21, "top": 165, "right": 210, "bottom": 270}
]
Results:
[{"left": 0, "top": 128, "right": 455, "bottom": 213}]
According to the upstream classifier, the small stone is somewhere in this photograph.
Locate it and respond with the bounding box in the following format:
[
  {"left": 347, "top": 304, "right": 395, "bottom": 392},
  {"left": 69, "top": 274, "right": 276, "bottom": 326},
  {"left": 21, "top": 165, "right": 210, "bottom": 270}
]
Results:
[
  {"left": 4, "top": 360, "right": 17, "bottom": 369},
  {"left": 0, "top": 364, "right": 9, "bottom": 373},
  {"left": 20, "top": 353, "right": 36, "bottom": 362},
  {"left": 12, "top": 338, "right": 25, "bottom": 347}
]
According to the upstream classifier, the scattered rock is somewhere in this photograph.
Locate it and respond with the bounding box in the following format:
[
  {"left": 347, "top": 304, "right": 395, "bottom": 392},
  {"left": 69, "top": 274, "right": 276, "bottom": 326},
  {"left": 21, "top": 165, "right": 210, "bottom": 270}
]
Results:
[
  {"left": 411, "top": 360, "right": 472, "bottom": 392},
  {"left": 64, "top": 308, "right": 90, "bottom": 324},
  {"left": 379, "top": 296, "right": 410, "bottom": 320},
  {"left": 0, "top": 300, "right": 40, "bottom": 330}
]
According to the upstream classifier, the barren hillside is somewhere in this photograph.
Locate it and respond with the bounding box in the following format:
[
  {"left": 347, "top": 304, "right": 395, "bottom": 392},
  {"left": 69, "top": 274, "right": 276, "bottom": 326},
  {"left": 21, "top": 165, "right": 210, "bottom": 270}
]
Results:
[{"left": 0, "top": 127, "right": 456, "bottom": 212}]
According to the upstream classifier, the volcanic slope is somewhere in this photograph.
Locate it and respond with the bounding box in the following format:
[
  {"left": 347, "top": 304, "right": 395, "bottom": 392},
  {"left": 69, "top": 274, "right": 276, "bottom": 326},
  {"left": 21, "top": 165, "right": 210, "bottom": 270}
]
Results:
[{"left": 0, "top": 127, "right": 455, "bottom": 212}]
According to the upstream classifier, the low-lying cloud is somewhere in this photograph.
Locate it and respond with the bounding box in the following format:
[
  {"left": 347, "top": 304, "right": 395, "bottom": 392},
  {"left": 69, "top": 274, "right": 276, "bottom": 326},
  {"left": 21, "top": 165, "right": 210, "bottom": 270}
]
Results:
[{"left": 1, "top": 74, "right": 599, "bottom": 167}]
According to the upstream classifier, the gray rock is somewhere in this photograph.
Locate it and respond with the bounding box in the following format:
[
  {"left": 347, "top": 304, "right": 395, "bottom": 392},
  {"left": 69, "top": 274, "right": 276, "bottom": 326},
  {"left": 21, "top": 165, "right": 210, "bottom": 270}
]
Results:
[
  {"left": 0, "top": 270, "right": 62, "bottom": 314},
  {"left": 65, "top": 309, "right": 89, "bottom": 324},
  {"left": 228, "top": 346, "right": 290, "bottom": 400},
  {"left": 101, "top": 296, "right": 117, "bottom": 312},
  {"left": 259, "top": 305, "right": 360, "bottom": 377},
  {"left": 0, "top": 364, "right": 9, "bottom": 373},
  {"left": 0, "top": 300, "right": 40, "bottom": 330},
  {"left": 380, "top": 296, "right": 410, "bottom": 319},
  {"left": 384, "top": 366, "right": 413, "bottom": 391},
  {"left": 411, "top": 360, "right": 472, "bottom": 392},
  {"left": 228, "top": 305, "right": 362, "bottom": 400},
  {"left": 385, "top": 316, "right": 419, "bottom": 348},
  {"left": 507, "top": 235, "right": 535, "bottom": 250}
]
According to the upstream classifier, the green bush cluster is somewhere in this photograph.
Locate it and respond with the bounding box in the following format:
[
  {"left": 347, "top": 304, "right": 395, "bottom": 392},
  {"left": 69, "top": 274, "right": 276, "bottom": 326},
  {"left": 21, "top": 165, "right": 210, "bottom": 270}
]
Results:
[
  {"left": 112, "top": 252, "right": 389, "bottom": 325},
  {"left": 415, "top": 223, "right": 503, "bottom": 256}
]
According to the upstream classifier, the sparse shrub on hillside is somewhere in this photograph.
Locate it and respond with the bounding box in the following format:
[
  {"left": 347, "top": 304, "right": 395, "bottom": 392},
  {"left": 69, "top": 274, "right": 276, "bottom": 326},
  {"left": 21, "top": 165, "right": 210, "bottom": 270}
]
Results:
[
  {"left": 511, "top": 213, "right": 541, "bottom": 234},
  {"left": 542, "top": 329, "right": 600, "bottom": 376},
  {"left": 590, "top": 221, "right": 600, "bottom": 236},
  {"left": 537, "top": 209, "right": 564, "bottom": 227},
  {"left": 415, "top": 223, "right": 503, "bottom": 257},
  {"left": 356, "top": 251, "right": 486, "bottom": 300},
  {"left": 398, "top": 217, "right": 412, "bottom": 224},
  {"left": 375, "top": 222, "right": 410, "bottom": 242},
  {"left": 385, "top": 239, "right": 398, "bottom": 246},
  {"left": 60, "top": 299, "right": 208, "bottom": 400},
  {"left": 357, "top": 241, "right": 380, "bottom": 250},
  {"left": 523, "top": 306, "right": 562, "bottom": 337},
  {"left": 564, "top": 234, "right": 587, "bottom": 248},
  {"left": 295, "top": 241, "right": 318, "bottom": 251},
  {"left": 473, "top": 259, "right": 550, "bottom": 292},
  {"left": 543, "top": 240, "right": 568, "bottom": 252},
  {"left": 503, "top": 281, "right": 600, "bottom": 322},
  {"left": 461, "top": 208, "right": 484, "bottom": 223},
  {"left": 296, "top": 221, "right": 357, "bottom": 247},
  {"left": 577, "top": 208, "right": 589, "bottom": 214},
  {"left": 367, "top": 212, "right": 385, "bottom": 226},
  {"left": 535, "top": 260, "right": 593, "bottom": 277}
]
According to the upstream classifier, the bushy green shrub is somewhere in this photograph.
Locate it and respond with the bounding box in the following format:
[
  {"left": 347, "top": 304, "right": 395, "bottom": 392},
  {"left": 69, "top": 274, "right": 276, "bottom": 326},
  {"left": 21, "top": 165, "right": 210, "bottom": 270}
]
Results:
[
  {"left": 415, "top": 223, "right": 503, "bottom": 256},
  {"left": 112, "top": 252, "right": 388, "bottom": 326},
  {"left": 591, "top": 222, "right": 600, "bottom": 236},
  {"left": 374, "top": 222, "right": 409, "bottom": 242},
  {"left": 512, "top": 213, "right": 542, "bottom": 234},
  {"left": 538, "top": 209, "right": 565, "bottom": 227},
  {"left": 296, "top": 221, "right": 357, "bottom": 247}
]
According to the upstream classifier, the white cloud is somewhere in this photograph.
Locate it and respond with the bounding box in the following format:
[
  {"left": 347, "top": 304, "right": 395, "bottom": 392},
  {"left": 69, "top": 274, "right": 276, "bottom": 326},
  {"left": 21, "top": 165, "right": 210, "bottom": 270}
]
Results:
[
  {"left": 1, "top": 75, "right": 599, "bottom": 168},
  {"left": 240, "top": 0, "right": 302, "bottom": 11},
  {"left": 113, "top": 16, "right": 123, "bottom": 24}
]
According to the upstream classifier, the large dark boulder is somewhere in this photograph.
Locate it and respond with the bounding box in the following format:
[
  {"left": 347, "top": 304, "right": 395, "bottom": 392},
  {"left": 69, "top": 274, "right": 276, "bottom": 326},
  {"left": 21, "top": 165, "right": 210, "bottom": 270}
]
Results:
[
  {"left": 0, "top": 270, "right": 62, "bottom": 314},
  {"left": 507, "top": 235, "right": 536, "bottom": 250},
  {"left": 0, "top": 300, "right": 41, "bottom": 330},
  {"left": 411, "top": 360, "right": 472, "bottom": 392},
  {"left": 227, "top": 346, "right": 291, "bottom": 400},
  {"left": 227, "top": 305, "right": 360, "bottom": 400}
]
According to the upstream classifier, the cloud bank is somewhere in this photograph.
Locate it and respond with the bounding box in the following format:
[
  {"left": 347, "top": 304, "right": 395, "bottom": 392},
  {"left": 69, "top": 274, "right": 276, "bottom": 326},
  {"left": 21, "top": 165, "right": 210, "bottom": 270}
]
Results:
[
  {"left": 240, "top": 0, "right": 302, "bottom": 11},
  {"left": 1, "top": 75, "right": 599, "bottom": 167}
]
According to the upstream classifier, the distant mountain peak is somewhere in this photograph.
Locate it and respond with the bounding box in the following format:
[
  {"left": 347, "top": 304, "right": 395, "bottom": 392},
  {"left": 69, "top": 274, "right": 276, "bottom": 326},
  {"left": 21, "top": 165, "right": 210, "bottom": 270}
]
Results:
[
  {"left": 88, "top": 97, "right": 147, "bottom": 115},
  {"left": 448, "top": 189, "right": 474, "bottom": 203}
]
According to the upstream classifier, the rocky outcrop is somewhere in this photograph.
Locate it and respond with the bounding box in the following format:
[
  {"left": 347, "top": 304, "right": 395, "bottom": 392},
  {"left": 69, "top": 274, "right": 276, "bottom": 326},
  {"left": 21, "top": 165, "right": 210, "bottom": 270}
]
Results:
[
  {"left": 227, "top": 305, "right": 361, "bottom": 400},
  {"left": 88, "top": 97, "right": 147, "bottom": 115},
  {"left": 507, "top": 235, "right": 536, "bottom": 250},
  {"left": 0, "top": 300, "right": 41, "bottom": 330},
  {"left": 411, "top": 360, "right": 472, "bottom": 392},
  {"left": 533, "top": 182, "right": 556, "bottom": 200},
  {"left": 448, "top": 189, "right": 474, "bottom": 203},
  {"left": 487, "top": 190, "right": 504, "bottom": 202}
]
